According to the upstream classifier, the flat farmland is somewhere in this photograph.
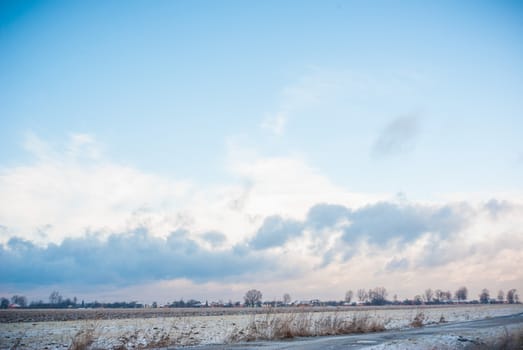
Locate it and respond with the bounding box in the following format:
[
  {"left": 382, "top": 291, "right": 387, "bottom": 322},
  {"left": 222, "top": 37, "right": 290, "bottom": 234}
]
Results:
[{"left": 1, "top": 304, "right": 523, "bottom": 349}]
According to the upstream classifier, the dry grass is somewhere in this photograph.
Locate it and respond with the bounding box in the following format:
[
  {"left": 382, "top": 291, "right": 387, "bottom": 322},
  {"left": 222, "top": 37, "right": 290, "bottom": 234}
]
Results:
[
  {"left": 227, "top": 311, "right": 385, "bottom": 342},
  {"left": 410, "top": 311, "right": 425, "bottom": 328},
  {"left": 68, "top": 324, "right": 97, "bottom": 350},
  {"left": 112, "top": 317, "right": 201, "bottom": 349}
]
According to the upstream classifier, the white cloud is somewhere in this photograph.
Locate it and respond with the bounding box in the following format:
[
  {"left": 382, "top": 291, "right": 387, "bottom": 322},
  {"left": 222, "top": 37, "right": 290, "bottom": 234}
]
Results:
[
  {"left": 258, "top": 68, "right": 344, "bottom": 136},
  {"left": 0, "top": 133, "right": 192, "bottom": 244},
  {"left": 0, "top": 133, "right": 378, "bottom": 246},
  {"left": 2, "top": 133, "right": 522, "bottom": 301},
  {"left": 259, "top": 67, "right": 427, "bottom": 137}
]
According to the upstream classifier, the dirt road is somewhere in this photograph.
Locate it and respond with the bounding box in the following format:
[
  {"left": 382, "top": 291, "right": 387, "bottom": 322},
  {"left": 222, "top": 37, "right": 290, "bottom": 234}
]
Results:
[{"left": 194, "top": 312, "right": 523, "bottom": 349}]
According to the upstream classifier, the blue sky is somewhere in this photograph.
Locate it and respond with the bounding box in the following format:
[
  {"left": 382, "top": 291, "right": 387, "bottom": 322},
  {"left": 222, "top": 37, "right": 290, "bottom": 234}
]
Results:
[{"left": 1, "top": 1, "right": 522, "bottom": 303}]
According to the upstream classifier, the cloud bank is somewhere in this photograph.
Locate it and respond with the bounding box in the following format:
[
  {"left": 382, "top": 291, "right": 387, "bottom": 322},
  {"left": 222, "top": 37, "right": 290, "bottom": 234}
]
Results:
[
  {"left": 2, "top": 198, "right": 521, "bottom": 292},
  {"left": 1, "top": 134, "right": 522, "bottom": 300},
  {"left": 0, "top": 229, "right": 273, "bottom": 286}
]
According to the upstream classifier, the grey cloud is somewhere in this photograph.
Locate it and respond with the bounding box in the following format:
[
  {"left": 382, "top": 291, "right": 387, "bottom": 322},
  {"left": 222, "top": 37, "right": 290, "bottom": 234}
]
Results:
[
  {"left": 0, "top": 228, "right": 272, "bottom": 287},
  {"left": 245, "top": 201, "right": 469, "bottom": 262},
  {"left": 342, "top": 202, "right": 467, "bottom": 246},
  {"left": 1, "top": 199, "right": 489, "bottom": 288},
  {"left": 249, "top": 216, "right": 304, "bottom": 250},
  {"left": 372, "top": 115, "right": 420, "bottom": 157},
  {"left": 306, "top": 203, "right": 351, "bottom": 230}
]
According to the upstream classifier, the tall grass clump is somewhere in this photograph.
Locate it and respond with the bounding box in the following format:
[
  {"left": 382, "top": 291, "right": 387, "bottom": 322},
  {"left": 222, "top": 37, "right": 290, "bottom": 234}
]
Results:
[
  {"left": 228, "top": 311, "right": 385, "bottom": 342},
  {"left": 410, "top": 312, "right": 425, "bottom": 328},
  {"left": 68, "top": 324, "right": 97, "bottom": 350}
]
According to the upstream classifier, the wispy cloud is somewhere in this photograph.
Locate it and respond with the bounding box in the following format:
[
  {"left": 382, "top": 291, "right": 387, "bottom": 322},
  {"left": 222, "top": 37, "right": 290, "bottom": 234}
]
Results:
[
  {"left": 259, "top": 69, "right": 344, "bottom": 135},
  {"left": 372, "top": 115, "right": 421, "bottom": 157}
]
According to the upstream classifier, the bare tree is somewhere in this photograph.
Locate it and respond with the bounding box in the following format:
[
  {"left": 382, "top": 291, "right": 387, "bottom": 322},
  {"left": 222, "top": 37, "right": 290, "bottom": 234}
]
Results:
[
  {"left": 10, "top": 295, "right": 27, "bottom": 307},
  {"left": 455, "top": 287, "right": 468, "bottom": 302},
  {"left": 369, "top": 287, "right": 387, "bottom": 305},
  {"left": 444, "top": 290, "right": 452, "bottom": 302},
  {"left": 497, "top": 290, "right": 504, "bottom": 303},
  {"left": 434, "top": 289, "right": 444, "bottom": 303},
  {"left": 49, "top": 291, "right": 63, "bottom": 305},
  {"left": 345, "top": 290, "right": 353, "bottom": 303},
  {"left": 244, "top": 289, "right": 263, "bottom": 307},
  {"left": 479, "top": 289, "right": 490, "bottom": 304},
  {"left": 507, "top": 289, "right": 518, "bottom": 304},
  {"left": 424, "top": 288, "right": 434, "bottom": 303},
  {"left": 357, "top": 289, "right": 368, "bottom": 303},
  {"left": 283, "top": 293, "right": 291, "bottom": 305}
]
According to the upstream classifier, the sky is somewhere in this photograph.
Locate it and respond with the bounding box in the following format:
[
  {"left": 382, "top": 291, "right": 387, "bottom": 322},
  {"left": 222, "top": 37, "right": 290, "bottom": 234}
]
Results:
[{"left": 1, "top": 0, "right": 522, "bottom": 304}]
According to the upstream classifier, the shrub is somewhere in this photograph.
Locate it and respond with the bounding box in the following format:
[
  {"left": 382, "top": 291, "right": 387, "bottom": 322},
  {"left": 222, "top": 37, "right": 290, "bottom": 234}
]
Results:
[{"left": 410, "top": 312, "right": 425, "bottom": 328}]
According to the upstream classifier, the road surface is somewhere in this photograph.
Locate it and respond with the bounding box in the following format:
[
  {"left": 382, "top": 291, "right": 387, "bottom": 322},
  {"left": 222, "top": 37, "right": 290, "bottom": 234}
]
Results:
[{"left": 193, "top": 312, "right": 523, "bottom": 349}]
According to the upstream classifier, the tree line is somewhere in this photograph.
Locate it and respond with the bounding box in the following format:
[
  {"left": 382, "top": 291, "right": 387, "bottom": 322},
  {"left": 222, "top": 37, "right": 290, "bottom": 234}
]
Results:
[
  {"left": 1, "top": 287, "right": 520, "bottom": 309},
  {"left": 343, "top": 287, "right": 520, "bottom": 305},
  {"left": 0, "top": 291, "right": 145, "bottom": 309}
]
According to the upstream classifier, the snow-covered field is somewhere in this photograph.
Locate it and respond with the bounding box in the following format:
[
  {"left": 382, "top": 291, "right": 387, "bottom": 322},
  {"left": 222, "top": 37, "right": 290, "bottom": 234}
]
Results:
[{"left": 1, "top": 304, "right": 522, "bottom": 349}]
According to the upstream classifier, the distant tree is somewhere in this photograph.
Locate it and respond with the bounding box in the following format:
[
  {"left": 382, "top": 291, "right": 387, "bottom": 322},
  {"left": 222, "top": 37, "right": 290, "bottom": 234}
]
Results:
[
  {"left": 434, "top": 289, "right": 444, "bottom": 303},
  {"left": 413, "top": 295, "right": 423, "bottom": 305},
  {"left": 369, "top": 287, "right": 387, "bottom": 305},
  {"left": 49, "top": 291, "right": 62, "bottom": 305},
  {"left": 444, "top": 291, "right": 452, "bottom": 302},
  {"left": 357, "top": 289, "right": 368, "bottom": 303},
  {"left": 185, "top": 299, "right": 201, "bottom": 307},
  {"left": 479, "top": 289, "right": 490, "bottom": 304},
  {"left": 345, "top": 290, "right": 353, "bottom": 303},
  {"left": 1, "top": 297, "right": 9, "bottom": 309},
  {"left": 283, "top": 293, "right": 291, "bottom": 305},
  {"left": 507, "top": 289, "right": 518, "bottom": 304},
  {"left": 424, "top": 289, "right": 434, "bottom": 303},
  {"left": 244, "top": 289, "right": 263, "bottom": 307},
  {"left": 455, "top": 287, "right": 468, "bottom": 302},
  {"left": 10, "top": 295, "right": 27, "bottom": 307},
  {"left": 497, "top": 290, "right": 505, "bottom": 303}
]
